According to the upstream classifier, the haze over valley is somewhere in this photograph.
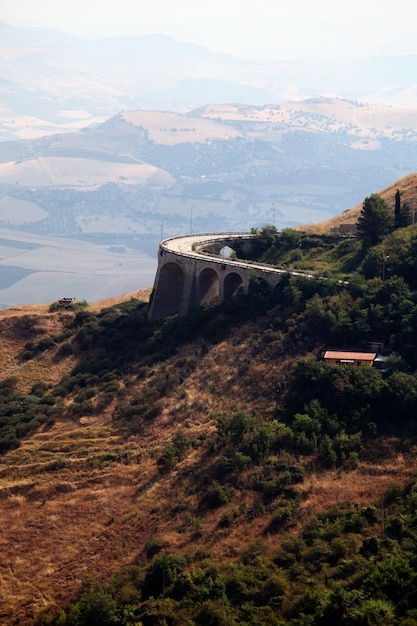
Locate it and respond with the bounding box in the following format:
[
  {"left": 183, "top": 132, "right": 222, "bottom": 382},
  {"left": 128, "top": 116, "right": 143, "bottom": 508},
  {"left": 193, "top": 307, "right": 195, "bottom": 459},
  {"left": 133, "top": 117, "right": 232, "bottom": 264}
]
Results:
[{"left": 0, "top": 18, "right": 416, "bottom": 307}]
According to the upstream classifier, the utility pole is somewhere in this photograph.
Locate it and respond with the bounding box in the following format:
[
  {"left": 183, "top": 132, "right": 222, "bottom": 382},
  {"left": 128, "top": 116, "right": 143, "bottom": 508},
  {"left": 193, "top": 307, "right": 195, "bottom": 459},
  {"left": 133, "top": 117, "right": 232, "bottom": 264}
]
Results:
[{"left": 190, "top": 205, "right": 197, "bottom": 234}]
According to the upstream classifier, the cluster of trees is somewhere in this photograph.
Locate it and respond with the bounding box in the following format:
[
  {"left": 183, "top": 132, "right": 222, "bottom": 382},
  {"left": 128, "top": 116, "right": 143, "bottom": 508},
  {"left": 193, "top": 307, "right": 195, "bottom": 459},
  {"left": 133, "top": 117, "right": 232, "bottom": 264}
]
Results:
[
  {"left": 40, "top": 476, "right": 417, "bottom": 625},
  {"left": 356, "top": 191, "right": 412, "bottom": 247},
  {"left": 0, "top": 377, "right": 62, "bottom": 452}
]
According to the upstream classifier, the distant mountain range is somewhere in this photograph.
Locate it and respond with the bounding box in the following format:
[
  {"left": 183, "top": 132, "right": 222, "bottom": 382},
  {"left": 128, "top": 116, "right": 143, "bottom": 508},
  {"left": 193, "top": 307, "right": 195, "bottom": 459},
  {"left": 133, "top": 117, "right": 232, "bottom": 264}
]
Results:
[{"left": 1, "top": 21, "right": 417, "bottom": 142}]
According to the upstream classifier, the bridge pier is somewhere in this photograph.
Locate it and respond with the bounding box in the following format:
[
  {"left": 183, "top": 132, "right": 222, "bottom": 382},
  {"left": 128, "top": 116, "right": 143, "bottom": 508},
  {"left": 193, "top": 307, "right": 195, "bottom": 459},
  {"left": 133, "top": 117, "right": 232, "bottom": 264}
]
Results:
[{"left": 179, "top": 266, "right": 197, "bottom": 316}]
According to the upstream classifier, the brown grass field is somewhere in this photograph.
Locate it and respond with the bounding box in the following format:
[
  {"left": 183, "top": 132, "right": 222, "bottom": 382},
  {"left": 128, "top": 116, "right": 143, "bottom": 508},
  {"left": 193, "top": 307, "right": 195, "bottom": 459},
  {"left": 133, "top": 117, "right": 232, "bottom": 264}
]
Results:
[
  {"left": 0, "top": 157, "right": 174, "bottom": 189},
  {"left": 1, "top": 306, "right": 416, "bottom": 625},
  {"left": 198, "top": 101, "right": 417, "bottom": 138},
  {"left": 2, "top": 189, "right": 417, "bottom": 624},
  {"left": 122, "top": 111, "right": 241, "bottom": 146}
]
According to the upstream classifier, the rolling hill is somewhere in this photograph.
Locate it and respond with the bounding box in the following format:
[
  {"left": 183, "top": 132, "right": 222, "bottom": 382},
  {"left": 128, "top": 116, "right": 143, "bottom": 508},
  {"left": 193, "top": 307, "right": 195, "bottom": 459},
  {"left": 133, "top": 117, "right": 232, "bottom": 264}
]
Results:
[
  {"left": 1, "top": 284, "right": 415, "bottom": 625},
  {"left": 1, "top": 21, "right": 417, "bottom": 143},
  {"left": 1, "top": 98, "right": 416, "bottom": 237},
  {"left": 1, "top": 97, "right": 417, "bottom": 308},
  {"left": 2, "top": 174, "right": 417, "bottom": 623}
]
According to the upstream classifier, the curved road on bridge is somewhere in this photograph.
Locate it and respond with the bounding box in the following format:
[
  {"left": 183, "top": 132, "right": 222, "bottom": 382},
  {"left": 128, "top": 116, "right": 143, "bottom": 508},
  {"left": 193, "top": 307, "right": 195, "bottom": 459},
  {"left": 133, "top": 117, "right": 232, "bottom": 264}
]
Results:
[
  {"left": 161, "top": 232, "right": 312, "bottom": 277},
  {"left": 148, "top": 232, "right": 313, "bottom": 320}
]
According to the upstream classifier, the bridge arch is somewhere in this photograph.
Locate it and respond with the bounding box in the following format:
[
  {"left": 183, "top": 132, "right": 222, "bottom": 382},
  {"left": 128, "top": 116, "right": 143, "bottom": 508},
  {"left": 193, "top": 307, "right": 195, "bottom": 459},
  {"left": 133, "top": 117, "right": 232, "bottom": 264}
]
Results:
[
  {"left": 151, "top": 261, "right": 185, "bottom": 318},
  {"left": 223, "top": 272, "right": 244, "bottom": 301},
  {"left": 198, "top": 267, "right": 220, "bottom": 306}
]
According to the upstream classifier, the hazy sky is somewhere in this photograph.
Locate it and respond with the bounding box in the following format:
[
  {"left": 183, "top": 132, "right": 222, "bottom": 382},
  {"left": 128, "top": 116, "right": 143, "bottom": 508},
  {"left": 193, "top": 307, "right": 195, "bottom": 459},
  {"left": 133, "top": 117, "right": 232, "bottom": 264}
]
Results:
[{"left": 1, "top": 0, "right": 417, "bottom": 58}]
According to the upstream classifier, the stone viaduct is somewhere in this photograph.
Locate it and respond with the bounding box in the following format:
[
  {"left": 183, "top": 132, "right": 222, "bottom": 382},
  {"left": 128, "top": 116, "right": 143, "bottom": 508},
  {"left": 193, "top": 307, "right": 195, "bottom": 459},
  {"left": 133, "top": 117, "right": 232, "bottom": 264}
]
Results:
[{"left": 148, "top": 232, "right": 295, "bottom": 321}]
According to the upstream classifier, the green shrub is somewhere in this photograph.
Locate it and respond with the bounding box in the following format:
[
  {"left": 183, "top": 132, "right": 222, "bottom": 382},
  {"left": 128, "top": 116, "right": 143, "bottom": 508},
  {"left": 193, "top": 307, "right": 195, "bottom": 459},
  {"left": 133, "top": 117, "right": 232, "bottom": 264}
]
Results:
[
  {"left": 144, "top": 536, "right": 167, "bottom": 559},
  {"left": 219, "top": 507, "right": 240, "bottom": 528},
  {"left": 39, "top": 395, "right": 56, "bottom": 406},
  {"left": 384, "top": 481, "right": 403, "bottom": 505},
  {"left": 68, "top": 399, "right": 95, "bottom": 416},
  {"left": 143, "top": 553, "right": 186, "bottom": 598},
  {"left": 232, "top": 451, "right": 252, "bottom": 470},
  {"left": 204, "top": 481, "right": 230, "bottom": 509},
  {"left": 36, "top": 337, "right": 56, "bottom": 352},
  {"left": 157, "top": 443, "right": 177, "bottom": 474},
  {"left": 76, "top": 576, "right": 118, "bottom": 626},
  {"left": 0, "top": 432, "right": 20, "bottom": 452},
  {"left": 195, "top": 599, "right": 231, "bottom": 626},
  {"left": 268, "top": 504, "right": 295, "bottom": 532},
  {"left": 56, "top": 342, "right": 74, "bottom": 358},
  {"left": 96, "top": 393, "right": 116, "bottom": 411},
  {"left": 74, "top": 388, "right": 96, "bottom": 403},
  {"left": 172, "top": 429, "right": 190, "bottom": 459},
  {"left": 102, "top": 380, "right": 120, "bottom": 393},
  {"left": 30, "top": 381, "right": 50, "bottom": 397}
]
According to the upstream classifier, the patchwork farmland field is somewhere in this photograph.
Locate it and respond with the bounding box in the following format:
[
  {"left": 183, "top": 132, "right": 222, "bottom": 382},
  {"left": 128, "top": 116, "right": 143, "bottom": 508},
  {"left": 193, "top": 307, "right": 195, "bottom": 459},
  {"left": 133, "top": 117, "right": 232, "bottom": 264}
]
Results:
[{"left": 0, "top": 229, "right": 156, "bottom": 309}]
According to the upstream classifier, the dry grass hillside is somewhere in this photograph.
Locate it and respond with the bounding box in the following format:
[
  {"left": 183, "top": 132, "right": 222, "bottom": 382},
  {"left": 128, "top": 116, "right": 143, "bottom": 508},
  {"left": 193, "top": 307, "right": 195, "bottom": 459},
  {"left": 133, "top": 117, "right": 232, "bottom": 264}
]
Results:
[
  {"left": 198, "top": 100, "right": 417, "bottom": 138},
  {"left": 299, "top": 172, "right": 417, "bottom": 234},
  {"left": 0, "top": 157, "right": 174, "bottom": 189},
  {"left": 0, "top": 275, "right": 416, "bottom": 624},
  {"left": 122, "top": 111, "right": 241, "bottom": 145}
]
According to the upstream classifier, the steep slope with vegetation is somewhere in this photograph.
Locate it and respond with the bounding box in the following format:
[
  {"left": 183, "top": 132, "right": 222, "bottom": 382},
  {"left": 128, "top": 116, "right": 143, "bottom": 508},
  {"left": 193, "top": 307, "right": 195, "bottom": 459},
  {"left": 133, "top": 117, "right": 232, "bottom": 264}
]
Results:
[{"left": 2, "top": 179, "right": 417, "bottom": 625}]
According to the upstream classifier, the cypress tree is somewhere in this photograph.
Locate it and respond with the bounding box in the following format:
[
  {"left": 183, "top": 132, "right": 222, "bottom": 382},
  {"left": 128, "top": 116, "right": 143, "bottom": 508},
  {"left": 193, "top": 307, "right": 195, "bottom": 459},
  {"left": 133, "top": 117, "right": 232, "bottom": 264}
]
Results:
[{"left": 395, "top": 189, "right": 401, "bottom": 229}]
